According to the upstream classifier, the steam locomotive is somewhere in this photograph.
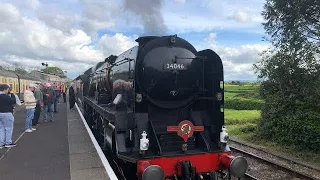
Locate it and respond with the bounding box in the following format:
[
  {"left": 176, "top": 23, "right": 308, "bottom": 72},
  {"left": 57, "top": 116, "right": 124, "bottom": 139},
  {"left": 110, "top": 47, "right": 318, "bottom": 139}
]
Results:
[{"left": 76, "top": 35, "right": 248, "bottom": 180}]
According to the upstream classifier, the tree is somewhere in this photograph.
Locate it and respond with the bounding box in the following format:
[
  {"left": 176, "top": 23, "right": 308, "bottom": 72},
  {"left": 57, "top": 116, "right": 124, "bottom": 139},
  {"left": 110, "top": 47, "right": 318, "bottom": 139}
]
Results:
[
  {"left": 14, "top": 68, "right": 28, "bottom": 74},
  {"left": 254, "top": 0, "right": 320, "bottom": 152},
  {"left": 1, "top": 63, "right": 28, "bottom": 74},
  {"left": 12, "top": 63, "right": 28, "bottom": 74},
  {"left": 42, "top": 66, "right": 66, "bottom": 78},
  {"left": 262, "top": 0, "right": 320, "bottom": 48}
]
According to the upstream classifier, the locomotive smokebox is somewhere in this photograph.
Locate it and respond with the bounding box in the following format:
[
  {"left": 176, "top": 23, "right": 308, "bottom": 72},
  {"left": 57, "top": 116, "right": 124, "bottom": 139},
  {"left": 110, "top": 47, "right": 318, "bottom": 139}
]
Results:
[{"left": 136, "top": 35, "right": 203, "bottom": 109}]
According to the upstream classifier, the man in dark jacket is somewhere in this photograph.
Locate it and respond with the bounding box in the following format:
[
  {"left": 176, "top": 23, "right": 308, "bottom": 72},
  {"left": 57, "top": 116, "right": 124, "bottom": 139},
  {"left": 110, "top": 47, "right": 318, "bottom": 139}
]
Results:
[
  {"left": 32, "top": 84, "right": 43, "bottom": 126},
  {"left": 0, "top": 84, "right": 17, "bottom": 148},
  {"left": 42, "top": 83, "right": 55, "bottom": 122},
  {"left": 53, "top": 84, "right": 60, "bottom": 113},
  {"left": 69, "top": 85, "right": 76, "bottom": 109}
]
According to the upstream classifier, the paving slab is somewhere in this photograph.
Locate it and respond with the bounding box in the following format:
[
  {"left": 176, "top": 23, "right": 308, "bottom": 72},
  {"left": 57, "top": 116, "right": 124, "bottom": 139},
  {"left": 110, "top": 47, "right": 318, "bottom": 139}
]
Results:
[
  {"left": 0, "top": 100, "right": 70, "bottom": 180},
  {"left": 67, "top": 104, "right": 111, "bottom": 180}
]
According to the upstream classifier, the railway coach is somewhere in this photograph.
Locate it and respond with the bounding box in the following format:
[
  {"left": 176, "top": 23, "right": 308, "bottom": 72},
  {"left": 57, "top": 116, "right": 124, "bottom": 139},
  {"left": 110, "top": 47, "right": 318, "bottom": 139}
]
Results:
[{"left": 0, "top": 70, "right": 41, "bottom": 100}]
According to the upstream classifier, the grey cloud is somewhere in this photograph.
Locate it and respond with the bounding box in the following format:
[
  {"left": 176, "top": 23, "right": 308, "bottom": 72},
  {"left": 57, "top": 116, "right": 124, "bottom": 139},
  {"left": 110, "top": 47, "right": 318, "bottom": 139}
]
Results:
[
  {"left": 123, "top": 0, "right": 168, "bottom": 35},
  {"left": 78, "top": 0, "right": 119, "bottom": 35},
  {"left": 79, "top": 17, "right": 115, "bottom": 36},
  {"left": 37, "top": 13, "right": 76, "bottom": 33},
  {"left": 0, "top": 3, "right": 103, "bottom": 65},
  {"left": 0, "top": 3, "right": 21, "bottom": 23}
]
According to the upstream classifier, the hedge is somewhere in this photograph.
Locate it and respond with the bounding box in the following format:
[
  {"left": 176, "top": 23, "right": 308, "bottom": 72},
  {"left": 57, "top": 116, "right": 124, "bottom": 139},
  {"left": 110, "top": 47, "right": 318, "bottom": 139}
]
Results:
[
  {"left": 258, "top": 104, "right": 320, "bottom": 152},
  {"left": 224, "top": 98, "right": 263, "bottom": 110}
]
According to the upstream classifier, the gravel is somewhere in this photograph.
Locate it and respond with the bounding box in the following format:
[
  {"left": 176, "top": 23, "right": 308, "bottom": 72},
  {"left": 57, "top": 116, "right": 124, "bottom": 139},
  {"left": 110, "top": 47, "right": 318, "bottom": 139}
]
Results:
[{"left": 228, "top": 140, "right": 320, "bottom": 180}]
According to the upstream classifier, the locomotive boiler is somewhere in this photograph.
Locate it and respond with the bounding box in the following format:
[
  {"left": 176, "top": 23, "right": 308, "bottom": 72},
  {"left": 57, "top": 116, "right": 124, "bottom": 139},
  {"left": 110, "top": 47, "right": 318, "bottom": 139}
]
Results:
[{"left": 81, "top": 35, "right": 248, "bottom": 180}]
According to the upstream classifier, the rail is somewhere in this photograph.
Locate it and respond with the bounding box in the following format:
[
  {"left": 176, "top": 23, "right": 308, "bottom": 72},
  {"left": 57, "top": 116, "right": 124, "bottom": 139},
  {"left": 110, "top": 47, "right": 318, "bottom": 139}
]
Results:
[
  {"left": 243, "top": 173, "right": 258, "bottom": 180},
  {"left": 230, "top": 146, "right": 318, "bottom": 180},
  {"left": 229, "top": 137, "right": 320, "bottom": 171}
]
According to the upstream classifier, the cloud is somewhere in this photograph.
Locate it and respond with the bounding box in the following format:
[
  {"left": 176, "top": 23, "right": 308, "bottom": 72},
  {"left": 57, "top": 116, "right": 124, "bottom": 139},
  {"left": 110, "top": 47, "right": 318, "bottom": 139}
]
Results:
[
  {"left": 123, "top": 0, "right": 168, "bottom": 35},
  {"left": 200, "top": 33, "right": 269, "bottom": 80},
  {"left": 174, "top": 0, "right": 186, "bottom": 4},
  {"left": 28, "top": 0, "right": 40, "bottom": 10},
  {"left": 162, "top": 11, "right": 264, "bottom": 35},
  {"left": 0, "top": 2, "right": 136, "bottom": 78},
  {"left": 98, "top": 33, "right": 137, "bottom": 57},
  {"left": 204, "top": 33, "right": 217, "bottom": 42},
  {"left": 0, "top": 3, "right": 21, "bottom": 23},
  {"left": 37, "top": 13, "right": 76, "bottom": 33},
  {"left": 231, "top": 8, "right": 250, "bottom": 23},
  {"left": 78, "top": 0, "right": 119, "bottom": 35},
  {"left": 0, "top": 0, "right": 267, "bottom": 80}
]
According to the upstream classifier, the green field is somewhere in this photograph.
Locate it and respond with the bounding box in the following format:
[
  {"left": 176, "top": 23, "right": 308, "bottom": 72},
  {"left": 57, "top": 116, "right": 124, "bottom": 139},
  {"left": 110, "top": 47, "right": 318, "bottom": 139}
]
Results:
[
  {"left": 224, "top": 84, "right": 262, "bottom": 139},
  {"left": 224, "top": 84, "right": 320, "bottom": 165}
]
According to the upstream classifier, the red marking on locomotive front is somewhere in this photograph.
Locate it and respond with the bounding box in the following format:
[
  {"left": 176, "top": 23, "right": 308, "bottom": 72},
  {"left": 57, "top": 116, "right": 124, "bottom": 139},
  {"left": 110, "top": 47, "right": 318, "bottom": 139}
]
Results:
[
  {"left": 167, "top": 120, "right": 204, "bottom": 142},
  {"left": 137, "top": 153, "right": 223, "bottom": 177}
]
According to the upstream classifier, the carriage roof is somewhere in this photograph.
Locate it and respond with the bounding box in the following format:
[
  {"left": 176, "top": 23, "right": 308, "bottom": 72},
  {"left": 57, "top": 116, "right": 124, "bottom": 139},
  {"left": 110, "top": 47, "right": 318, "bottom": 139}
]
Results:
[
  {"left": 0, "top": 70, "right": 18, "bottom": 78},
  {"left": 16, "top": 73, "right": 41, "bottom": 82}
]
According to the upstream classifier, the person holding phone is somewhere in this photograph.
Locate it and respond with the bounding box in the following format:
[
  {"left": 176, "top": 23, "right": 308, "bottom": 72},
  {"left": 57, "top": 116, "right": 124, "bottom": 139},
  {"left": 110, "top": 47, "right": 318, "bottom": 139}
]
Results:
[
  {"left": 0, "top": 84, "right": 17, "bottom": 148},
  {"left": 24, "top": 84, "right": 37, "bottom": 132}
]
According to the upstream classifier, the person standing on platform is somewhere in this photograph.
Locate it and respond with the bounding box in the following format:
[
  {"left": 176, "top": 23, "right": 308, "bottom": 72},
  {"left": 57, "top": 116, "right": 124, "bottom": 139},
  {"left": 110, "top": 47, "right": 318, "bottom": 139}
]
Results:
[
  {"left": 32, "top": 84, "right": 43, "bottom": 126},
  {"left": 0, "top": 84, "right": 17, "bottom": 148},
  {"left": 58, "top": 84, "right": 62, "bottom": 98},
  {"left": 24, "top": 84, "right": 37, "bottom": 133},
  {"left": 69, "top": 85, "right": 76, "bottom": 109},
  {"left": 53, "top": 84, "right": 60, "bottom": 113},
  {"left": 62, "top": 84, "right": 67, "bottom": 103},
  {"left": 43, "top": 83, "right": 55, "bottom": 122}
]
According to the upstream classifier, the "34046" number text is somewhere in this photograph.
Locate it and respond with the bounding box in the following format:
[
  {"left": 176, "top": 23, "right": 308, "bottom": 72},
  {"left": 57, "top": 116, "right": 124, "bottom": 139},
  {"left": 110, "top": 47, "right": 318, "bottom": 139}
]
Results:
[{"left": 165, "top": 63, "right": 186, "bottom": 70}]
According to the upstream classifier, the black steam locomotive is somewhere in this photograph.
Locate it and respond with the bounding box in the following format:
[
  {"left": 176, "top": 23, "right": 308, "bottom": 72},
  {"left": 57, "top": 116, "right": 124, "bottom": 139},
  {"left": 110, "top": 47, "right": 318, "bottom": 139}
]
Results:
[{"left": 77, "top": 35, "right": 248, "bottom": 180}]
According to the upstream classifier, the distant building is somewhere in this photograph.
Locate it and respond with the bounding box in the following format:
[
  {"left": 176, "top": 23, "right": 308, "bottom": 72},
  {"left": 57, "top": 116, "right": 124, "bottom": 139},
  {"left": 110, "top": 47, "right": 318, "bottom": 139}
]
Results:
[
  {"left": 30, "top": 70, "right": 66, "bottom": 85},
  {"left": 231, "top": 81, "right": 241, "bottom": 85}
]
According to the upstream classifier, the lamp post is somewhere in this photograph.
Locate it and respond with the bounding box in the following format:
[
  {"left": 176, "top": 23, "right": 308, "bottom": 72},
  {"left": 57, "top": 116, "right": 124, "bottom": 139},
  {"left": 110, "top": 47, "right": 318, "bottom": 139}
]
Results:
[{"left": 41, "top": 62, "right": 48, "bottom": 83}]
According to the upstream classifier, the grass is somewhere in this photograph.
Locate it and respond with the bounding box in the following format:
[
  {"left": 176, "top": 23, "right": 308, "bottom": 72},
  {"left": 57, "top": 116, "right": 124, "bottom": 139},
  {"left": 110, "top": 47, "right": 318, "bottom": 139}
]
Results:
[
  {"left": 224, "top": 109, "right": 260, "bottom": 140},
  {"left": 224, "top": 85, "right": 262, "bottom": 100},
  {"left": 224, "top": 85, "right": 262, "bottom": 136},
  {"left": 227, "top": 124, "right": 257, "bottom": 139},
  {"left": 225, "top": 109, "right": 260, "bottom": 125},
  {"left": 223, "top": 84, "right": 320, "bottom": 166},
  {"left": 224, "top": 86, "right": 264, "bottom": 110},
  {"left": 249, "top": 137, "right": 320, "bottom": 165}
]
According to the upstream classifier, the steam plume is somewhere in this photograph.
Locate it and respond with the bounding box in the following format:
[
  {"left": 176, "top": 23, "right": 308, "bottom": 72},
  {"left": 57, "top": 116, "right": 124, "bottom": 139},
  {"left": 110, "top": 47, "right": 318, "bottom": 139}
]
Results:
[{"left": 123, "top": 0, "right": 168, "bottom": 35}]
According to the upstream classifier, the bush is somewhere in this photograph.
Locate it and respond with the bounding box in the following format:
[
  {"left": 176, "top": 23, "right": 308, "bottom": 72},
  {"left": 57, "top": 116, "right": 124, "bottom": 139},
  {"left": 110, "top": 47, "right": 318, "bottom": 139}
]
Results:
[
  {"left": 239, "top": 124, "right": 257, "bottom": 133},
  {"left": 258, "top": 104, "right": 320, "bottom": 152},
  {"left": 226, "top": 123, "right": 257, "bottom": 139},
  {"left": 224, "top": 98, "right": 263, "bottom": 110}
]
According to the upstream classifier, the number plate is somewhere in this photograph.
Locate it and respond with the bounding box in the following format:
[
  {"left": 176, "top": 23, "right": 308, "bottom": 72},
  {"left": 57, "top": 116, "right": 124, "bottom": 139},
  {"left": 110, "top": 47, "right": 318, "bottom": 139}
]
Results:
[{"left": 164, "top": 63, "right": 187, "bottom": 70}]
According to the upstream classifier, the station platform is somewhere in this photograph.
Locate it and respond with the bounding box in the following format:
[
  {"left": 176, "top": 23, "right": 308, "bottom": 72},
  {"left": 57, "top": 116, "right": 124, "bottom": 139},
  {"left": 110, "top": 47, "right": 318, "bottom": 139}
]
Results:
[{"left": 0, "top": 98, "right": 116, "bottom": 180}]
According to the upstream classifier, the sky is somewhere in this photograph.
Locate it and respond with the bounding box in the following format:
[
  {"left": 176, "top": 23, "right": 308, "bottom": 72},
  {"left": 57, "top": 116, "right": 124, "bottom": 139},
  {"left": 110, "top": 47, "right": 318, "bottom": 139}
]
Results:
[{"left": 0, "top": 0, "right": 270, "bottom": 81}]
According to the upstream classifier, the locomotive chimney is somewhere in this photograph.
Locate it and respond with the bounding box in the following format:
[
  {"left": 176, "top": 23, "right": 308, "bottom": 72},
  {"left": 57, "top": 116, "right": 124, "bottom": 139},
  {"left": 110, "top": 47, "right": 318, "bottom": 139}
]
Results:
[{"left": 135, "top": 36, "right": 158, "bottom": 46}]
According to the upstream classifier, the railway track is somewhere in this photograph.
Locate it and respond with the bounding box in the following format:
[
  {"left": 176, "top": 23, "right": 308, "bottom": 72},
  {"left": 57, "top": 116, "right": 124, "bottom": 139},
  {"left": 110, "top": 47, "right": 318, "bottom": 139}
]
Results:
[
  {"left": 229, "top": 139, "right": 320, "bottom": 180},
  {"left": 229, "top": 138, "right": 320, "bottom": 171},
  {"left": 243, "top": 173, "right": 258, "bottom": 180}
]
